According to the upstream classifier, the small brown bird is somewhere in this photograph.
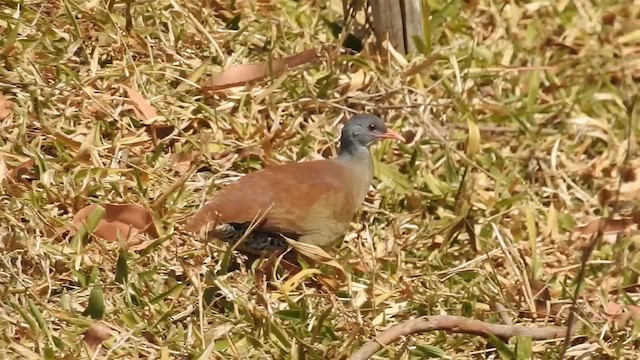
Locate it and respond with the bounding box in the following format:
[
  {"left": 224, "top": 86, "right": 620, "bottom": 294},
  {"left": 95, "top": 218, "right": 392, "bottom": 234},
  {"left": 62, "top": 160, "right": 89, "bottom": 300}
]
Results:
[{"left": 184, "top": 114, "right": 405, "bottom": 254}]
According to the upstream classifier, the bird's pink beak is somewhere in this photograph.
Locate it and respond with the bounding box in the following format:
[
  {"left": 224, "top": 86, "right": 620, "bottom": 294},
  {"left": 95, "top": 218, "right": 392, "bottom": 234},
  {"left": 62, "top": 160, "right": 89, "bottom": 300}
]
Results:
[{"left": 376, "top": 129, "right": 406, "bottom": 142}]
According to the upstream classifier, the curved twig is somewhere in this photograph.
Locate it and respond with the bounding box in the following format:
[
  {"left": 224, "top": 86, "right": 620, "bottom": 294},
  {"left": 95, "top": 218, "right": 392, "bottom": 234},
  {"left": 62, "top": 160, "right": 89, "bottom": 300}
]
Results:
[
  {"left": 348, "top": 315, "right": 575, "bottom": 360},
  {"left": 493, "top": 302, "right": 514, "bottom": 326}
]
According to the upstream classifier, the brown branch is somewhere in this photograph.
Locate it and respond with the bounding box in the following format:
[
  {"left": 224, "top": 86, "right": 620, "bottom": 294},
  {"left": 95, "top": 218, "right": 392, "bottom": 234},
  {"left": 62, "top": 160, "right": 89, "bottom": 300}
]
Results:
[{"left": 348, "top": 315, "right": 575, "bottom": 360}]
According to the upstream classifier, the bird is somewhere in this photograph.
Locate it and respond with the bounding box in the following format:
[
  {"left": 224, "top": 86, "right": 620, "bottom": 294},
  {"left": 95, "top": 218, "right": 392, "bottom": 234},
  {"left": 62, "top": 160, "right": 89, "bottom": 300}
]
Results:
[{"left": 184, "top": 114, "right": 405, "bottom": 255}]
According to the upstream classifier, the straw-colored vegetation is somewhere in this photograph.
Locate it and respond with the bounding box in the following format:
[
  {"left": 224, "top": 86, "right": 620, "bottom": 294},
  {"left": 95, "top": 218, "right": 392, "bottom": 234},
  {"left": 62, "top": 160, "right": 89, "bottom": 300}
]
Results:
[{"left": 1, "top": 0, "right": 640, "bottom": 358}]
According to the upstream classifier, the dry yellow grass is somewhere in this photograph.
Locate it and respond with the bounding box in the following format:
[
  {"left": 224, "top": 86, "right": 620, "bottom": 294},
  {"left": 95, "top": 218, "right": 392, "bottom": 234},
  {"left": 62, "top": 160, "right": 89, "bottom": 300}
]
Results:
[{"left": 1, "top": 0, "right": 640, "bottom": 359}]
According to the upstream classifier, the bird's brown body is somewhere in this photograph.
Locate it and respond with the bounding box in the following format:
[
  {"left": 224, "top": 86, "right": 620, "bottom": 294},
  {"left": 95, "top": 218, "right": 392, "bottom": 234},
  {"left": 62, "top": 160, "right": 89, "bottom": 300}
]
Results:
[
  {"left": 184, "top": 114, "right": 403, "bottom": 254},
  {"left": 185, "top": 156, "right": 372, "bottom": 250}
]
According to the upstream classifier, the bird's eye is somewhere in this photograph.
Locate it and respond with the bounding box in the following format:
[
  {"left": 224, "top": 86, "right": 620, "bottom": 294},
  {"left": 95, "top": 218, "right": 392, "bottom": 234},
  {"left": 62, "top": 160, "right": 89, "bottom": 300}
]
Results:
[{"left": 368, "top": 123, "right": 376, "bottom": 131}]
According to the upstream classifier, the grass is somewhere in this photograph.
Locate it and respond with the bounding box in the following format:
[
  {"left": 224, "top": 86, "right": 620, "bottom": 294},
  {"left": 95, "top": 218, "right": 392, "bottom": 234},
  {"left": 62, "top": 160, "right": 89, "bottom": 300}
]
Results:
[{"left": 1, "top": 0, "right": 640, "bottom": 359}]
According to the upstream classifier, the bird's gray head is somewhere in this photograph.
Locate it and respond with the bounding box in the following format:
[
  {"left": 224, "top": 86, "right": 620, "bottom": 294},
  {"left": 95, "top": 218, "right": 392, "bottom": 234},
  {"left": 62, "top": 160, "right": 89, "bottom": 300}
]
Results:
[{"left": 339, "top": 114, "right": 405, "bottom": 152}]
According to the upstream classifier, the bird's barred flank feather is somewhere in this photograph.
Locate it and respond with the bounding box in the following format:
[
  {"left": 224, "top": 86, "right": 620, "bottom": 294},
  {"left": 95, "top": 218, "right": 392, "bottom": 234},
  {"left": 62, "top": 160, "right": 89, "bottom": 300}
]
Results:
[{"left": 213, "top": 223, "right": 290, "bottom": 253}]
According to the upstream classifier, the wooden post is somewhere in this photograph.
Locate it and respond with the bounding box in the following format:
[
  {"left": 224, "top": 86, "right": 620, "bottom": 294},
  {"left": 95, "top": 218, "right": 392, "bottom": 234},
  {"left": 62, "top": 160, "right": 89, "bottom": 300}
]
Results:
[
  {"left": 355, "top": 0, "right": 425, "bottom": 55},
  {"left": 402, "top": 0, "right": 425, "bottom": 53},
  {"left": 369, "top": 0, "right": 407, "bottom": 54}
]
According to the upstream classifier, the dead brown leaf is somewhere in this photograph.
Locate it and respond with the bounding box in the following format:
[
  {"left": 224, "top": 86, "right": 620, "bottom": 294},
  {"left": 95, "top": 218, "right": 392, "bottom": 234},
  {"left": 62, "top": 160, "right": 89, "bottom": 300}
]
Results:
[
  {"left": 316, "top": 275, "right": 339, "bottom": 292},
  {"left": 122, "top": 85, "right": 159, "bottom": 121},
  {"left": 529, "top": 278, "right": 563, "bottom": 319},
  {"left": 83, "top": 321, "right": 113, "bottom": 352},
  {"left": 604, "top": 301, "right": 624, "bottom": 316},
  {"left": 509, "top": 278, "right": 565, "bottom": 320},
  {"left": 0, "top": 92, "right": 14, "bottom": 120},
  {"left": 620, "top": 166, "right": 640, "bottom": 199},
  {"left": 575, "top": 217, "right": 637, "bottom": 243},
  {"left": 345, "top": 69, "right": 369, "bottom": 93},
  {"left": 146, "top": 123, "right": 176, "bottom": 142},
  {"left": 69, "top": 203, "right": 159, "bottom": 243},
  {"left": 609, "top": 304, "right": 640, "bottom": 328},
  {"left": 202, "top": 48, "right": 319, "bottom": 93},
  {"left": 171, "top": 152, "right": 198, "bottom": 175},
  {"left": 347, "top": 258, "right": 371, "bottom": 273},
  {"left": 626, "top": 305, "right": 640, "bottom": 320},
  {"left": 121, "top": 86, "right": 178, "bottom": 143},
  {"left": 8, "top": 159, "right": 36, "bottom": 183}
]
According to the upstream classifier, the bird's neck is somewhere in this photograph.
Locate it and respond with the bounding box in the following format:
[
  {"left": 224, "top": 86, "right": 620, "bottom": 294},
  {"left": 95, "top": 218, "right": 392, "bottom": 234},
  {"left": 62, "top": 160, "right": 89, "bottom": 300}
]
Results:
[
  {"left": 337, "top": 144, "right": 372, "bottom": 168},
  {"left": 337, "top": 144, "right": 374, "bottom": 204}
]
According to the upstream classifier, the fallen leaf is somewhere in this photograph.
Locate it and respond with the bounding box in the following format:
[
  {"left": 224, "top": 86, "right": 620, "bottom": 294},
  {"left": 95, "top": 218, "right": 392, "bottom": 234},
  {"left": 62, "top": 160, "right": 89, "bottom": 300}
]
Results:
[
  {"left": 530, "top": 279, "right": 553, "bottom": 300},
  {"left": 346, "top": 68, "right": 369, "bottom": 93},
  {"left": 122, "top": 85, "right": 159, "bottom": 122},
  {"left": 121, "top": 86, "right": 178, "bottom": 142},
  {"left": 236, "top": 145, "right": 266, "bottom": 162},
  {"left": 405, "top": 190, "right": 424, "bottom": 212},
  {"left": 146, "top": 123, "right": 176, "bottom": 142},
  {"left": 316, "top": 275, "right": 339, "bottom": 292},
  {"left": 611, "top": 304, "right": 640, "bottom": 327},
  {"left": 83, "top": 321, "right": 112, "bottom": 352},
  {"left": 508, "top": 278, "right": 564, "bottom": 320},
  {"left": 8, "top": 159, "right": 36, "bottom": 183},
  {"left": 0, "top": 92, "right": 14, "bottom": 120},
  {"left": 348, "top": 259, "right": 371, "bottom": 273},
  {"left": 575, "top": 217, "right": 637, "bottom": 241},
  {"left": 171, "top": 152, "right": 197, "bottom": 175},
  {"left": 604, "top": 301, "right": 623, "bottom": 316},
  {"left": 69, "top": 204, "right": 159, "bottom": 243},
  {"left": 626, "top": 305, "right": 640, "bottom": 320},
  {"left": 202, "top": 48, "right": 319, "bottom": 93},
  {"left": 619, "top": 165, "right": 640, "bottom": 199},
  {"left": 529, "top": 278, "right": 561, "bottom": 318}
]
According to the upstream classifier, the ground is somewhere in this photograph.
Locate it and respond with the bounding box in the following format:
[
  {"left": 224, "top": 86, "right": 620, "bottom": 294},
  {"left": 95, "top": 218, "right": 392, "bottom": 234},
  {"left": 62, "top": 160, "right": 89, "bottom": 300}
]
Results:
[{"left": 1, "top": 0, "right": 640, "bottom": 359}]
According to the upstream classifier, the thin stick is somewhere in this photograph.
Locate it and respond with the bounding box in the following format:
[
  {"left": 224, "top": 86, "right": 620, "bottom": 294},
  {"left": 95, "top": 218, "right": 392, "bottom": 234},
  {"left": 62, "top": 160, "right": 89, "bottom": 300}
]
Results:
[
  {"left": 348, "top": 315, "right": 575, "bottom": 360},
  {"left": 494, "top": 302, "right": 513, "bottom": 326}
]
